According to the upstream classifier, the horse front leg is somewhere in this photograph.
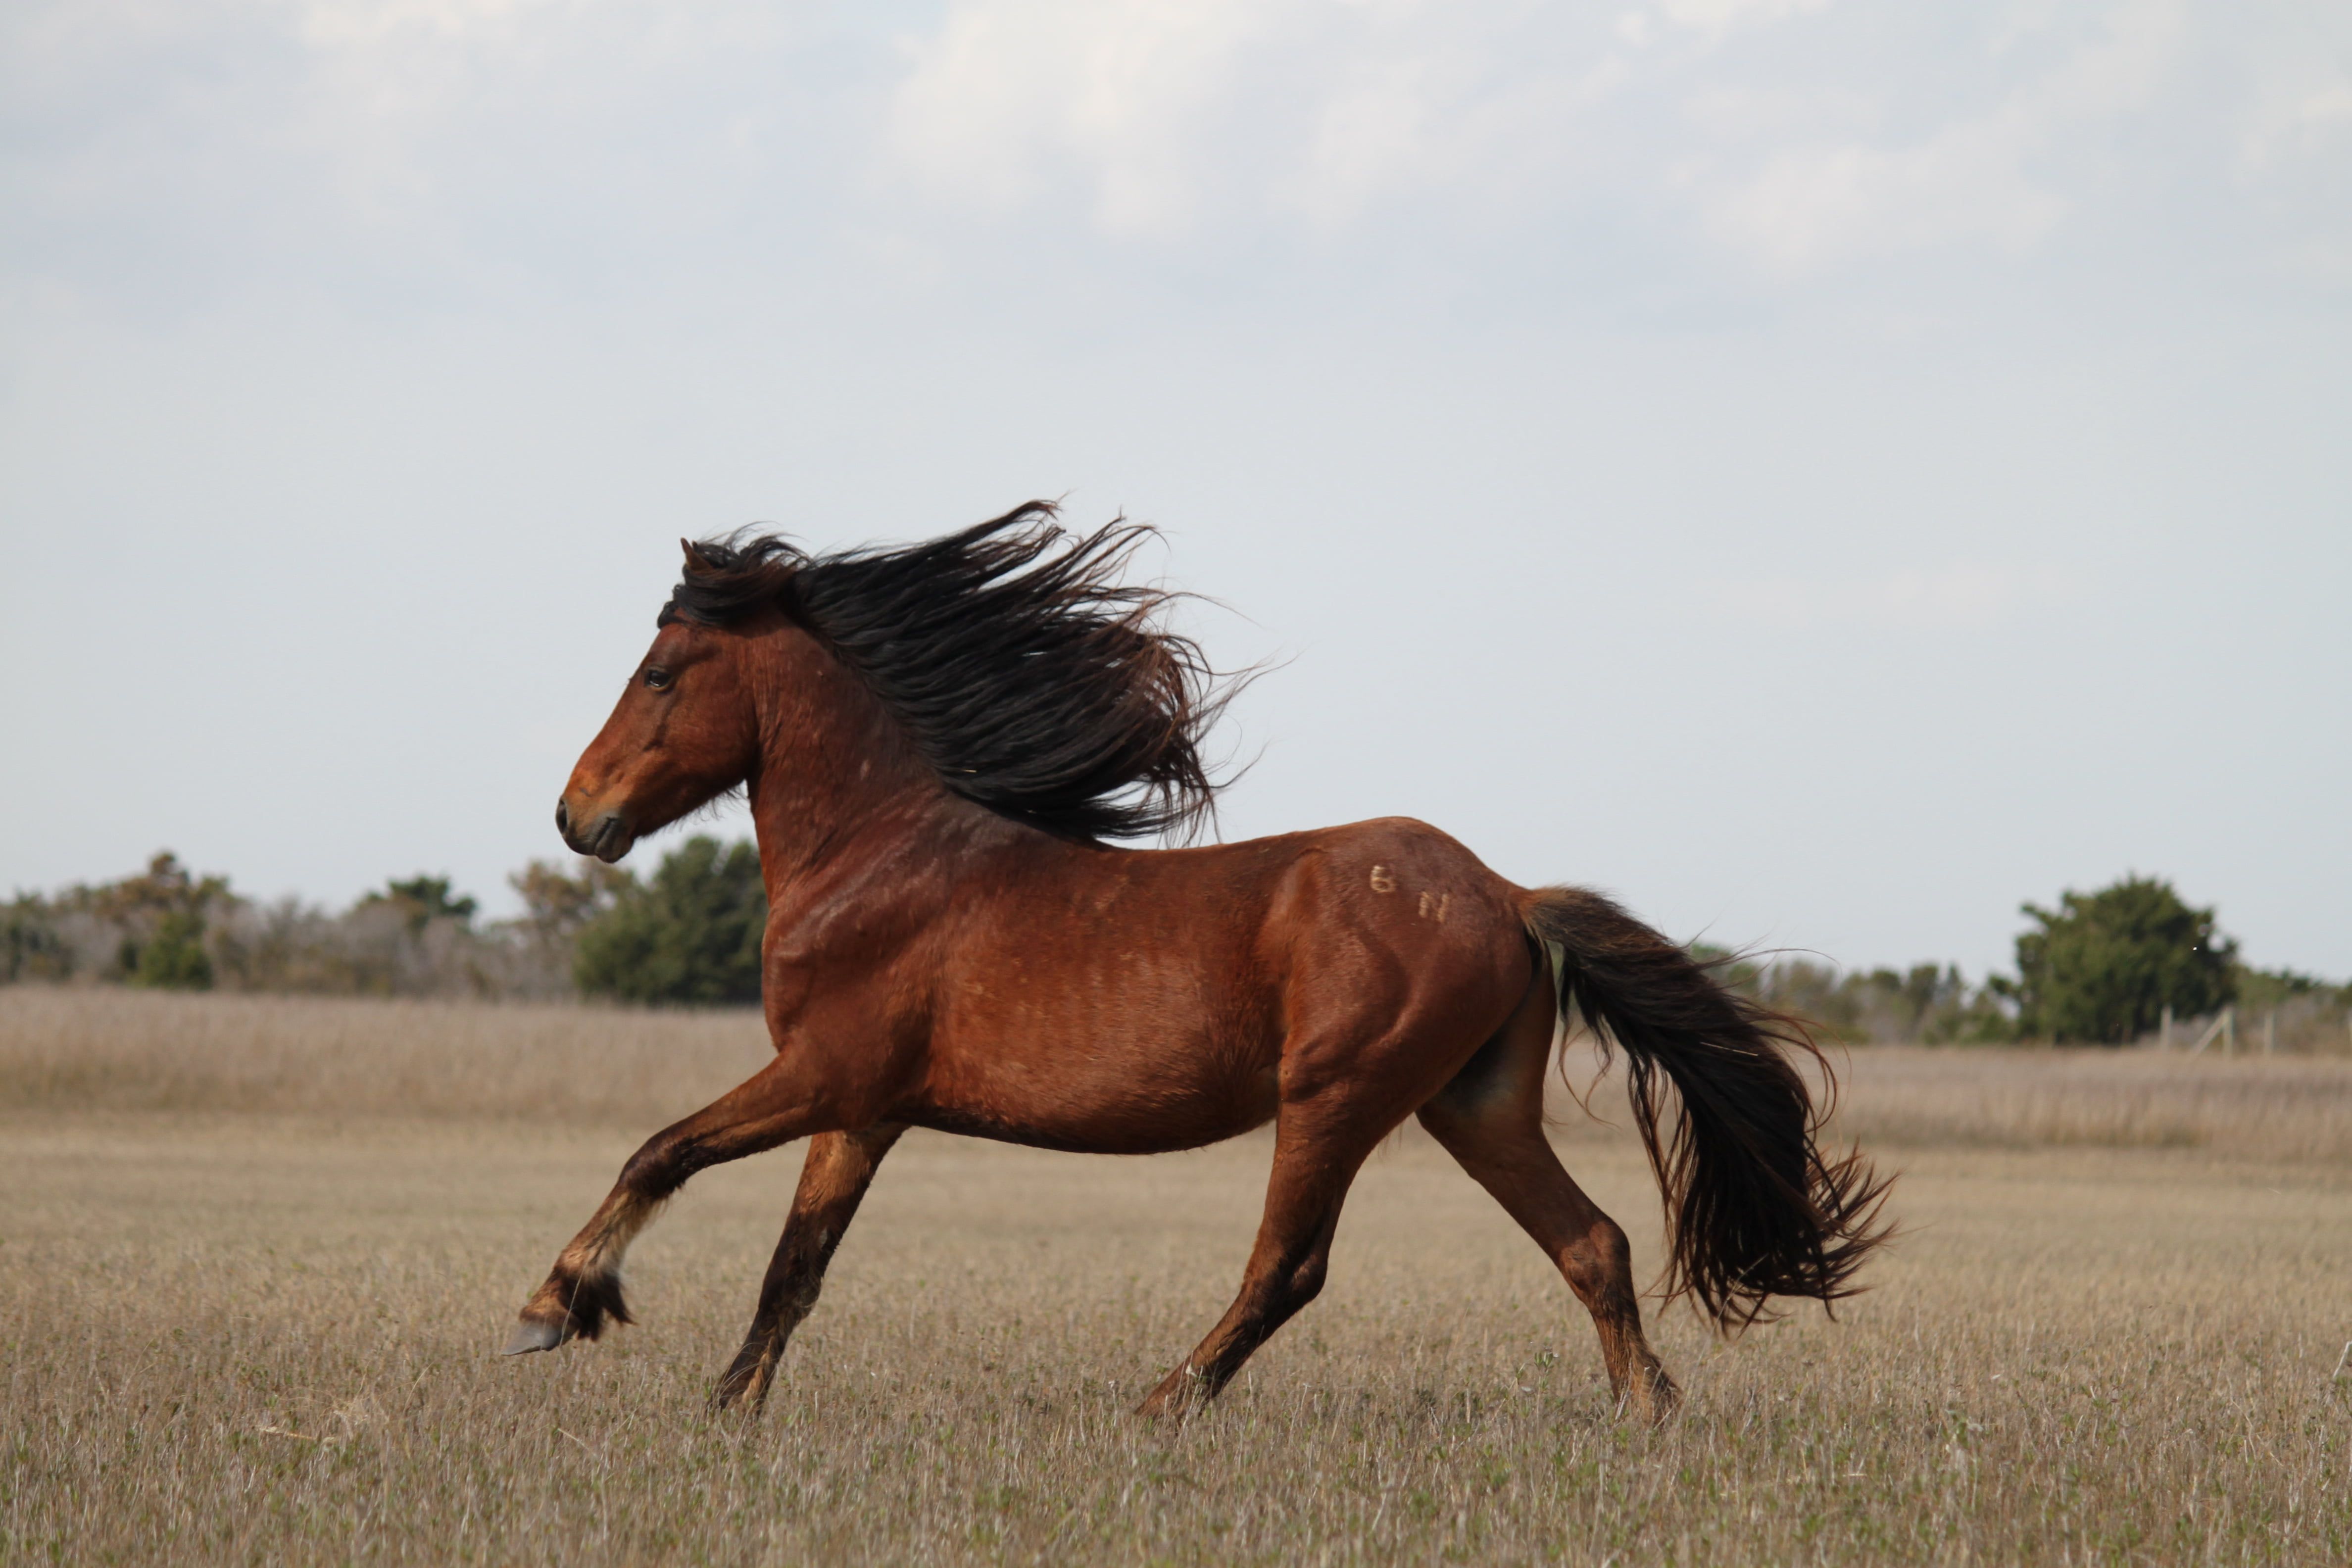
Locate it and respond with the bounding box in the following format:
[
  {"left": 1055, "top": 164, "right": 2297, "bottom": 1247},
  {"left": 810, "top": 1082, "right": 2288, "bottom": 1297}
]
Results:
[
  {"left": 710, "top": 1123, "right": 906, "bottom": 1412},
  {"left": 504, "top": 1052, "right": 834, "bottom": 1356}
]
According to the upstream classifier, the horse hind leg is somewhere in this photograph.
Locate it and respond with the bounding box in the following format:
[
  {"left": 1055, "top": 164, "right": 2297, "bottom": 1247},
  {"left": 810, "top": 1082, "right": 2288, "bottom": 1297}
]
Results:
[
  {"left": 1137, "top": 952, "right": 1533, "bottom": 1421},
  {"left": 1134, "top": 1115, "right": 1368, "bottom": 1421},
  {"left": 710, "top": 1123, "right": 905, "bottom": 1412},
  {"left": 1417, "top": 1002, "right": 1680, "bottom": 1421}
]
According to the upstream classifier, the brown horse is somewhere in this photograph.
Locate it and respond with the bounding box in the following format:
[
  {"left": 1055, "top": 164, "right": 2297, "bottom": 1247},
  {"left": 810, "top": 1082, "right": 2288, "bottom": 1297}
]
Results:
[{"left": 506, "top": 504, "right": 1889, "bottom": 1421}]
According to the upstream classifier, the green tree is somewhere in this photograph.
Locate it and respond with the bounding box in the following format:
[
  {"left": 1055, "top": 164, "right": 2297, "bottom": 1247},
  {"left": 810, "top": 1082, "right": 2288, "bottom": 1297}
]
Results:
[
  {"left": 134, "top": 909, "right": 214, "bottom": 989},
  {"left": 3, "top": 893, "right": 71, "bottom": 982},
  {"left": 509, "top": 858, "right": 631, "bottom": 944},
  {"left": 573, "top": 837, "right": 766, "bottom": 1006},
  {"left": 2012, "top": 876, "right": 2235, "bottom": 1044},
  {"left": 361, "top": 875, "right": 480, "bottom": 935},
  {"left": 92, "top": 852, "right": 231, "bottom": 991}
]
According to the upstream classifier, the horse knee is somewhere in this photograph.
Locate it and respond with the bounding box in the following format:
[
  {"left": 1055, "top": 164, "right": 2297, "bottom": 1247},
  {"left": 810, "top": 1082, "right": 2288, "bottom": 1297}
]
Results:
[
  {"left": 1563, "top": 1216, "right": 1636, "bottom": 1309},
  {"left": 1252, "top": 1244, "right": 1328, "bottom": 1315},
  {"left": 619, "top": 1136, "right": 701, "bottom": 1203},
  {"left": 1285, "top": 1251, "right": 1329, "bottom": 1306}
]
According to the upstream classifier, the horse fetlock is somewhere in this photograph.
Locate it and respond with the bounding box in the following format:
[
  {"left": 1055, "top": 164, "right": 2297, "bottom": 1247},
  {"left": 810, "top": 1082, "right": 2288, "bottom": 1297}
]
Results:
[
  {"left": 709, "top": 1339, "right": 782, "bottom": 1414},
  {"left": 509, "top": 1265, "right": 632, "bottom": 1353},
  {"left": 1622, "top": 1360, "right": 1682, "bottom": 1425},
  {"left": 1136, "top": 1361, "right": 1219, "bottom": 1421}
]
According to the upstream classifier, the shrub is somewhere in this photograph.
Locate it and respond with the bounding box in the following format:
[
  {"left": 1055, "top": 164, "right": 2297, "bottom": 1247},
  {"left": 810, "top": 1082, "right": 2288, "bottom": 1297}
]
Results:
[
  {"left": 573, "top": 837, "right": 765, "bottom": 1007},
  {"left": 3, "top": 895, "right": 72, "bottom": 982},
  {"left": 131, "top": 909, "right": 214, "bottom": 990},
  {"left": 2011, "top": 876, "right": 2235, "bottom": 1044}
]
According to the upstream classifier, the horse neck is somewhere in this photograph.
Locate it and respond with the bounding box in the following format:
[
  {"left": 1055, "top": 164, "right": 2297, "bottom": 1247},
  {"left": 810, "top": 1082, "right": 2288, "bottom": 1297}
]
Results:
[{"left": 739, "top": 622, "right": 955, "bottom": 895}]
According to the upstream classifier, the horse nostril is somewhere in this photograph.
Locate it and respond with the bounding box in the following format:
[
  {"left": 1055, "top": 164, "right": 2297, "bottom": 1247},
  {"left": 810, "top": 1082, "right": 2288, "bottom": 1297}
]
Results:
[{"left": 554, "top": 799, "right": 571, "bottom": 834}]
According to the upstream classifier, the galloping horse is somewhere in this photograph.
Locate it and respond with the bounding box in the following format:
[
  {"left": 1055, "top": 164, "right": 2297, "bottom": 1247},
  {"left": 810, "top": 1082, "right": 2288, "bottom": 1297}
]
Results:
[{"left": 506, "top": 505, "right": 1890, "bottom": 1420}]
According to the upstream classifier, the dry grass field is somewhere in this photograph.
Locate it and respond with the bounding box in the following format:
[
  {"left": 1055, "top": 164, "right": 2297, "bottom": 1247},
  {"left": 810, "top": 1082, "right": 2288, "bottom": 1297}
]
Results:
[{"left": 4, "top": 986, "right": 2351, "bottom": 1565}]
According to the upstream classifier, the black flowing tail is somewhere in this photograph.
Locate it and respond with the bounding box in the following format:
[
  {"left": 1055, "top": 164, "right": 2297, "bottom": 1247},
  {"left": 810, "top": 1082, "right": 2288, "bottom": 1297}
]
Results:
[{"left": 1524, "top": 886, "right": 1894, "bottom": 1331}]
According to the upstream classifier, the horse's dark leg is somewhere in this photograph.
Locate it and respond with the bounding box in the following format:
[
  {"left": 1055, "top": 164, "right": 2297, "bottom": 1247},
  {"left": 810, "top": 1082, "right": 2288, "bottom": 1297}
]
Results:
[
  {"left": 1419, "top": 1104, "right": 1677, "bottom": 1420},
  {"left": 505, "top": 1053, "right": 834, "bottom": 1356},
  {"left": 710, "top": 1123, "right": 906, "bottom": 1412},
  {"left": 1134, "top": 1105, "right": 1384, "bottom": 1421},
  {"left": 1416, "top": 999, "right": 1679, "bottom": 1421}
]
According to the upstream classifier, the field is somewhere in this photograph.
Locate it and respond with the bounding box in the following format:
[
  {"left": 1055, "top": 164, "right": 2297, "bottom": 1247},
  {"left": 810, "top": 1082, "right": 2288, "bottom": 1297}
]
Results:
[{"left": 4, "top": 988, "right": 2350, "bottom": 1564}]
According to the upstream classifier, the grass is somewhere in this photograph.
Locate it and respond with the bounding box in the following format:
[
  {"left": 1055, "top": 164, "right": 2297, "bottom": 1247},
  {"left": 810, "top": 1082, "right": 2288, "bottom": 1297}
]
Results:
[{"left": 4, "top": 987, "right": 2350, "bottom": 1564}]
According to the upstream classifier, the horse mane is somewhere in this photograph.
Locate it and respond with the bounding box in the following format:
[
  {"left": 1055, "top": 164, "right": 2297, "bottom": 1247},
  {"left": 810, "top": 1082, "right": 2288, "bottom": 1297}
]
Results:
[{"left": 659, "top": 502, "right": 1234, "bottom": 842}]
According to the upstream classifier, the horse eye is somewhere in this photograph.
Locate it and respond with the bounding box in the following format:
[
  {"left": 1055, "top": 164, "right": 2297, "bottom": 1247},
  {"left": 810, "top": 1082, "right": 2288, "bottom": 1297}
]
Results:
[{"left": 643, "top": 667, "right": 672, "bottom": 691}]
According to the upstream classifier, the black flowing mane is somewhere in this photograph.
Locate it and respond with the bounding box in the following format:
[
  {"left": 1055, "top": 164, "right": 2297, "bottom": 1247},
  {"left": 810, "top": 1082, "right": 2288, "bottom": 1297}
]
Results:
[{"left": 660, "top": 503, "right": 1233, "bottom": 842}]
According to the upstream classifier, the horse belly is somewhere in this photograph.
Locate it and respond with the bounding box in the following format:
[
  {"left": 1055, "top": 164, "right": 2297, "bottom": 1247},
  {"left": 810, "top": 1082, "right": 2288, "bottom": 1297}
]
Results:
[{"left": 914, "top": 956, "right": 1281, "bottom": 1155}]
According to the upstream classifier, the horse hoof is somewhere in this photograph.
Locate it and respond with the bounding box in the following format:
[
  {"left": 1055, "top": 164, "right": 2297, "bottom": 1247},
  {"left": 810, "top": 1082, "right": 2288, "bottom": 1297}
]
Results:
[{"left": 503, "top": 1319, "right": 566, "bottom": 1356}]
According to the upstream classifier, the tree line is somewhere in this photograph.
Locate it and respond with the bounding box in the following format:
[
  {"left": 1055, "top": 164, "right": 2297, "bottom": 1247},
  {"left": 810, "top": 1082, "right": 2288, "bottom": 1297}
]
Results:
[
  {"left": 1, "top": 839, "right": 764, "bottom": 1007},
  {"left": 5, "top": 849, "right": 2344, "bottom": 1045},
  {"left": 1708, "top": 875, "right": 2345, "bottom": 1049}
]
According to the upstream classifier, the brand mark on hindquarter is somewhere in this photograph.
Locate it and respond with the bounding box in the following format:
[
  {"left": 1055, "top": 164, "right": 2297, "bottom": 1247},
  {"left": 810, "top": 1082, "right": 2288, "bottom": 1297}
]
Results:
[
  {"left": 1419, "top": 891, "right": 1451, "bottom": 923},
  {"left": 1368, "top": 865, "right": 1397, "bottom": 893}
]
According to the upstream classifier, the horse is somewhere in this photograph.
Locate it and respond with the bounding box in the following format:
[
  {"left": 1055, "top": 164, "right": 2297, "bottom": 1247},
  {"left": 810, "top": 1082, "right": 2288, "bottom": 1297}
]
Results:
[{"left": 505, "top": 503, "right": 1891, "bottom": 1421}]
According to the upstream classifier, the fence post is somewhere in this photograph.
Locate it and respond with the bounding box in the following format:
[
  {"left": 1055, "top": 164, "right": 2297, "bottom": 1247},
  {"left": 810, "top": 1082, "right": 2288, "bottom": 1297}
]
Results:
[
  {"left": 2265, "top": 1009, "right": 2277, "bottom": 1056},
  {"left": 2160, "top": 1004, "right": 2173, "bottom": 1050},
  {"left": 2223, "top": 1006, "right": 2237, "bottom": 1057}
]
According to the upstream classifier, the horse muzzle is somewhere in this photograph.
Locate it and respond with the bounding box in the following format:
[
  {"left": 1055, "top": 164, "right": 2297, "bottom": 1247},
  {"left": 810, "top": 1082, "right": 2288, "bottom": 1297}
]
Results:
[{"left": 556, "top": 796, "right": 637, "bottom": 863}]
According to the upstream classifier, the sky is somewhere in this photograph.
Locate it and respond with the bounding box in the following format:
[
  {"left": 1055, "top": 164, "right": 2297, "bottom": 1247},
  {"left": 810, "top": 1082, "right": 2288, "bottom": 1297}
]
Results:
[{"left": 2, "top": 0, "right": 2347, "bottom": 980}]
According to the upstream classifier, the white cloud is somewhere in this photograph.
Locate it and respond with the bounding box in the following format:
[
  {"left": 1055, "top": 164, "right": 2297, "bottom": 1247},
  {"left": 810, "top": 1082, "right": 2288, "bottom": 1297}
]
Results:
[
  {"left": 1702, "top": 0, "right": 2186, "bottom": 271},
  {"left": 886, "top": 0, "right": 1646, "bottom": 236},
  {"left": 290, "top": 0, "right": 563, "bottom": 47},
  {"left": 887, "top": 0, "right": 1277, "bottom": 237},
  {"left": 2241, "top": 73, "right": 2352, "bottom": 172},
  {"left": 884, "top": 0, "right": 2261, "bottom": 275},
  {"left": 1652, "top": 0, "right": 1832, "bottom": 44},
  {"left": 7, "top": 0, "right": 2345, "bottom": 299},
  {"left": 1707, "top": 106, "right": 2068, "bottom": 269}
]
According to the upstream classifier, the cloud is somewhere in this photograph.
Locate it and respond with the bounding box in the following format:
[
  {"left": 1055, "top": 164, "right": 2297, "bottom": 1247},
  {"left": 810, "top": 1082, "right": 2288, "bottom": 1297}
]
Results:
[
  {"left": 885, "top": 0, "right": 1648, "bottom": 237},
  {"left": 887, "top": 0, "right": 1274, "bottom": 237},
  {"left": 880, "top": 0, "right": 2348, "bottom": 285},
  {"left": 1701, "top": 0, "right": 2186, "bottom": 271},
  {"left": 1704, "top": 106, "right": 2069, "bottom": 269},
  {"left": 6, "top": 0, "right": 2346, "bottom": 309},
  {"left": 2241, "top": 71, "right": 2352, "bottom": 173},
  {"left": 1653, "top": 0, "right": 1833, "bottom": 44}
]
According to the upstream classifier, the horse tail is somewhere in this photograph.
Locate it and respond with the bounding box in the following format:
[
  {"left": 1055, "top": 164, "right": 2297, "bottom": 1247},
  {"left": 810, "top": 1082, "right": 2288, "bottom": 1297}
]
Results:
[{"left": 1522, "top": 885, "right": 1893, "bottom": 1331}]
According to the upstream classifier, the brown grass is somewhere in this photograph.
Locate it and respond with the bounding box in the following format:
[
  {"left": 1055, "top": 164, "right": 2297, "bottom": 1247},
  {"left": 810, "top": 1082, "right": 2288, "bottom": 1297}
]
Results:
[
  {"left": 0, "top": 985, "right": 768, "bottom": 1125},
  {"left": 5, "top": 988, "right": 2350, "bottom": 1564},
  {"left": 1822, "top": 1045, "right": 2352, "bottom": 1163}
]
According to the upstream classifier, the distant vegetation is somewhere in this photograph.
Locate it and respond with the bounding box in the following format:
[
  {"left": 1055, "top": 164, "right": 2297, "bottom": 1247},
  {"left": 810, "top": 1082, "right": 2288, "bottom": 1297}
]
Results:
[
  {"left": 571, "top": 837, "right": 766, "bottom": 1007},
  {"left": 4, "top": 853, "right": 2344, "bottom": 1043},
  {"left": 1712, "top": 873, "right": 2344, "bottom": 1051},
  {"left": 2007, "top": 876, "right": 2237, "bottom": 1043},
  {"left": 0, "top": 841, "right": 752, "bottom": 1007}
]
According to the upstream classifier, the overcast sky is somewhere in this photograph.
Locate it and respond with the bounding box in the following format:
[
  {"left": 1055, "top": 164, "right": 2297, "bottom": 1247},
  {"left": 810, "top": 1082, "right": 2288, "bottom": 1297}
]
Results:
[{"left": 3, "top": 0, "right": 2347, "bottom": 979}]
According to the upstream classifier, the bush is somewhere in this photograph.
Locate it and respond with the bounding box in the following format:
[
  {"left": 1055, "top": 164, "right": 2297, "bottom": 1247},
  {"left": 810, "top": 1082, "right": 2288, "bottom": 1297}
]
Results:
[
  {"left": 3, "top": 896, "right": 71, "bottom": 983},
  {"left": 358, "top": 876, "right": 480, "bottom": 935},
  {"left": 1712, "top": 951, "right": 2016, "bottom": 1045},
  {"left": 2011, "top": 876, "right": 2235, "bottom": 1044},
  {"left": 573, "top": 837, "right": 766, "bottom": 1007},
  {"left": 94, "top": 853, "right": 230, "bottom": 991},
  {"left": 131, "top": 909, "right": 213, "bottom": 990}
]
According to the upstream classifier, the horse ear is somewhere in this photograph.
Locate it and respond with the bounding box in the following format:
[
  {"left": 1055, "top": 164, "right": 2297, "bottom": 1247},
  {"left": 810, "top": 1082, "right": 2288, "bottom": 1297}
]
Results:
[{"left": 681, "top": 538, "right": 711, "bottom": 573}]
